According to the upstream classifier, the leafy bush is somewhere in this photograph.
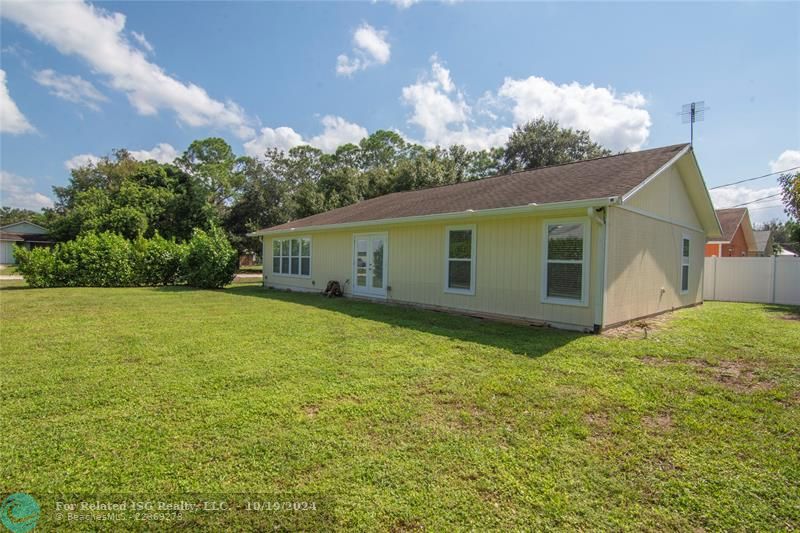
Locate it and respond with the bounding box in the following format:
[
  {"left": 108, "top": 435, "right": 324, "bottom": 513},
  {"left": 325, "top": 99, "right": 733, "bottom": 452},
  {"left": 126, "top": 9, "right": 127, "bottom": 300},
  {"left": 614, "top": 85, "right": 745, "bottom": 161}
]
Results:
[
  {"left": 183, "top": 226, "right": 238, "bottom": 289},
  {"left": 14, "top": 246, "right": 57, "bottom": 288},
  {"left": 133, "top": 234, "right": 187, "bottom": 286},
  {"left": 56, "top": 232, "right": 136, "bottom": 287},
  {"left": 16, "top": 228, "right": 236, "bottom": 289}
]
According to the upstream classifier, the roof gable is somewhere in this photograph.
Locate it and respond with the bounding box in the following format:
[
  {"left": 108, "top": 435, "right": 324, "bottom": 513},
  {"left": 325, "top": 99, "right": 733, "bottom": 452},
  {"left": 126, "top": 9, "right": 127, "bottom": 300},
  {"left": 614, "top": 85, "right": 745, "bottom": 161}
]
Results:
[
  {"left": 713, "top": 208, "right": 757, "bottom": 251},
  {"left": 0, "top": 220, "right": 48, "bottom": 235},
  {"left": 255, "top": 144, "right": 691, "bottom": 234}
]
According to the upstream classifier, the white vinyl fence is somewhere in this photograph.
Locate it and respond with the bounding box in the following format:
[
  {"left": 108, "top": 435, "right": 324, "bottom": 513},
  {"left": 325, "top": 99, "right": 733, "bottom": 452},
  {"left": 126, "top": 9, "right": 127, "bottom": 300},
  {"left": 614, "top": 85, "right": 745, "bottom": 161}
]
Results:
[{"left": 704, "top": 256, "right": 800, "bottom": 305}]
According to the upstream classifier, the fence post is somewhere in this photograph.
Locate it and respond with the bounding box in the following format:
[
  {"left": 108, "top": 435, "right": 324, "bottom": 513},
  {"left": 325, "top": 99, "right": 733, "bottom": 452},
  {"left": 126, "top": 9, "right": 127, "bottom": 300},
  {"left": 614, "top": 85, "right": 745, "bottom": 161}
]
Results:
[
  {"left": 770, "top": 256, "right": 777, "bottom": 304},
  {"left": 712, "top": 255, "right": 717, "bottom": 301}
]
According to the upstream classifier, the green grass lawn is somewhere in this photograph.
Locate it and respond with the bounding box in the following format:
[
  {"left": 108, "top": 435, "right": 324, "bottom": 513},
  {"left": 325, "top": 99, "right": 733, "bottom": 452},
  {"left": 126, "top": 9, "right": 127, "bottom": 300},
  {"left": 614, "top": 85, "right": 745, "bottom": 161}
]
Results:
[{"left": 1, "top": 281, "right": 798, "bottom": 530}]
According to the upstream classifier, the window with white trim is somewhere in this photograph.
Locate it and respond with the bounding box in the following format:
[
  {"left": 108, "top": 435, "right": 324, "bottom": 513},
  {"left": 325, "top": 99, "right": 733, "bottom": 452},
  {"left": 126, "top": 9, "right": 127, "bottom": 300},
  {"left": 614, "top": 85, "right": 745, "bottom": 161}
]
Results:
[
  {"left": 680, "top": 236, "right": 690, "bottom": 293},
  {"left": 272, "top": 237, "right": 311, "bottom": 277},
  {"left": 445, "top": 225, "right": 475, "bottom": 294},
  {"left": 543, "top": 221, "right": 589, "bottom": 305}
]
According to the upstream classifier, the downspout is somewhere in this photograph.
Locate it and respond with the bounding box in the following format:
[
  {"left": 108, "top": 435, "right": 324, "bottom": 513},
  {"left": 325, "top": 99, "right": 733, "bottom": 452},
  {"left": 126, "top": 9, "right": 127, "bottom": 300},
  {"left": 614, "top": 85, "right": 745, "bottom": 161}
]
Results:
[{"left": 590, "top": 205, "right": 608, "bottom": 333}]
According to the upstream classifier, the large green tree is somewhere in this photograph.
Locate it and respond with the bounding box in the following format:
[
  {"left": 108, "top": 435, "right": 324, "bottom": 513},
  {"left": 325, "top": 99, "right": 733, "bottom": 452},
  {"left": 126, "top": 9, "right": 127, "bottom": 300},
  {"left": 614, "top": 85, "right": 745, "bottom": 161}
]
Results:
[
  {"left": 177, "top": 138, "right": 241, "bottom": 212},
  {"left": 47, "top": 151, "right": 215, "bottom": 242},
  {"left": 503, "top": 118, "right": 611, "bottom": 171}
]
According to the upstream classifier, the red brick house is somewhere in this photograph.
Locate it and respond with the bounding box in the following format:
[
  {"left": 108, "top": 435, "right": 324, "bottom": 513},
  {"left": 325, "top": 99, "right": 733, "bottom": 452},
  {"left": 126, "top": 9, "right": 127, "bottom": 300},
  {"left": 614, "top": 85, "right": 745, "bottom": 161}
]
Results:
[{"left": 705, "top": 208, "right": 757, "bottom": 257}]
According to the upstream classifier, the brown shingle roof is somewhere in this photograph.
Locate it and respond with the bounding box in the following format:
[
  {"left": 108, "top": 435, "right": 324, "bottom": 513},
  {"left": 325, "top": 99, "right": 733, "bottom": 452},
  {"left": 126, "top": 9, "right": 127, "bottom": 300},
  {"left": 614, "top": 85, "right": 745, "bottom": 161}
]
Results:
[
  {"left": 259, "top": 143, "right": 689, "bottom": 232},
  {"left": 714, "top": 208, "right": 748, "bottom": 242}
]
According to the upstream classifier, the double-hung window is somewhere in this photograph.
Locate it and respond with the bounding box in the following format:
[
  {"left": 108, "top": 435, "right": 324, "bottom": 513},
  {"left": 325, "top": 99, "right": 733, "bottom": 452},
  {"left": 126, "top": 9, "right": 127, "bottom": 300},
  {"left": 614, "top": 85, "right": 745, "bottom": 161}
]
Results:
[
  {"left": 272, "top": 237, "right": 311, "bottom": 277},
  {"left": 445, "top": 225, "right": 476, "bottom": 295},
  {"left": 680, "top": 236, "right": 690, "bottom": 293},
  {"left": 542, "top": 220, "right": 589, "bottom": 305}
]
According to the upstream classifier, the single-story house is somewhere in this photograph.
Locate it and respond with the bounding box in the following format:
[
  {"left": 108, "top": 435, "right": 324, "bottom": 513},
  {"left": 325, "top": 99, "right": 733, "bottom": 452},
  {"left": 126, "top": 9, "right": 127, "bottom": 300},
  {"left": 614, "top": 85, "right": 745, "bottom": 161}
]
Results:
[
  {"left": 704, "top": 207, "right": 757, "bottom": 257},
  {"left": 752, "top": 230, "right": 774, "bottom": 257},
  {"left": 0, "top": 221, "right": 53, "bottom": 264},
  {"left": 249, "top": 143, "right": 722, "bottom": 332}
]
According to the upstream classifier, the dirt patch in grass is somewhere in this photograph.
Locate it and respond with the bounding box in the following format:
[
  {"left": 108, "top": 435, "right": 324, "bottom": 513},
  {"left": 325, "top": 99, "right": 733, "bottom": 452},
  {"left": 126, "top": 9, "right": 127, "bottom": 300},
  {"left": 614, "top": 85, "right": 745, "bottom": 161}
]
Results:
[
  {"left": 642, "top": 412, "right": 674, "bottom": 432},
  {"left": 641, "top": 357, "right": 775, "bottom": 392},
  {"left": 302, "top": 404, "right": 320, "bottom": 418},
  {"left": 603, "top": 314, "right": 673, "bottom": 339}
]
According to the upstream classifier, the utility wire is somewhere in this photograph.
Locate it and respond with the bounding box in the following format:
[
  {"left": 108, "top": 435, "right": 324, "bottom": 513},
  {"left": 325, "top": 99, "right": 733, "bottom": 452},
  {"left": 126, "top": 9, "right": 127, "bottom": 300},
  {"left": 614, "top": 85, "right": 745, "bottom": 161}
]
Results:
[
  {"left": 731, "top": 193, "right": 782, "bottom": 207},
  {"left": 709, "top": 166, "right": 800, "bottom": 190}
]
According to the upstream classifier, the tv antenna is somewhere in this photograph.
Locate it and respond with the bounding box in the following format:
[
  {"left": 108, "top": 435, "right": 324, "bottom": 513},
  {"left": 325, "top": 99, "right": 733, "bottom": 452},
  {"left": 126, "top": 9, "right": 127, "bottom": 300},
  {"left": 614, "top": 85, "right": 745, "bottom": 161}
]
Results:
[{"left": 679, "top": 101, "right": 708, "bottom": 145}]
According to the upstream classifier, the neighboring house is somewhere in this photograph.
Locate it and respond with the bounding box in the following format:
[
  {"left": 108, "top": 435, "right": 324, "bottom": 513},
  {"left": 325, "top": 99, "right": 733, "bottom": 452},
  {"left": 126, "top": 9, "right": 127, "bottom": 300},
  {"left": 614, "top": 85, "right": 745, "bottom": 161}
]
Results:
[
  {"left": 249, "top": 144, "right": 722, "bottom": 332},
  {"left": 0, "top": 221, "right": 53, "bottom": 264},
  {"left": 704, "top": 208, "right": 757, "bottom": 257},
  {"left": 751, "top": 230, "right": 774, "bottom": 257}
]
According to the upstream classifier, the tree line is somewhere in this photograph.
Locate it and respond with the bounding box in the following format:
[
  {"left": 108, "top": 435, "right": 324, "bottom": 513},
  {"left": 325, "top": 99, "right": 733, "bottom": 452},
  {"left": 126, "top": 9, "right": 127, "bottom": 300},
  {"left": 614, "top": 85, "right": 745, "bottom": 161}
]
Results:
[{"left": 2, "top": 118, "right": 797, "bottom": 255}]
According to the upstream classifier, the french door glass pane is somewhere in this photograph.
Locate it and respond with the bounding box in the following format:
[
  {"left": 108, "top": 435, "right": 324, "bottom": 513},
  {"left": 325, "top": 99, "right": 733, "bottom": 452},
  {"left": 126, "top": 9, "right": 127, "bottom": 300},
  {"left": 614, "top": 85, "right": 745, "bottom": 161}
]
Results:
[
  {"left": 372, "top": 239, "right": 384, "bottom": 288},
  {"left": 448, "top": 260, "right": 471, "bottom": 290},
  {"left": 356, "top": 238, "right": 368, "bottom": 287},
  {"left": 548, "top": 224, "right": 583, "bottom": 260},
  {"left": 547, "top": 263, "right": 582, "bottom": 300}
]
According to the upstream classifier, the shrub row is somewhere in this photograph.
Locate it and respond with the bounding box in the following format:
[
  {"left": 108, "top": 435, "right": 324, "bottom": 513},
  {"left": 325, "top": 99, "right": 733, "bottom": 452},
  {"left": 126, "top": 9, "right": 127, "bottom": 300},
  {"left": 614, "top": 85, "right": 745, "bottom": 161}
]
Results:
[{"left": 15, "top": 227, "right": 237, "bottom": 289}]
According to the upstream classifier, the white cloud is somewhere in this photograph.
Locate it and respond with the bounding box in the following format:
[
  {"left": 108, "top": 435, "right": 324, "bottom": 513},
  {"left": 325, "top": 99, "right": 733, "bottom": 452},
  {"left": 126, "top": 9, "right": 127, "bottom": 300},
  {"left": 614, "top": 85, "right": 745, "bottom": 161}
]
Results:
[
  {"left": 0, "top": 69, "right": 35, "bottom": 134},
  {"left": 243, "top": 127, "right": 306, "bottom": 157},
  {"left": 0, "top": 170, "right": 54, "bottom": 210},
  {"left": 400, "top": 55, "right": 651, "bottom": 152},
  {"left": 498, "top": 76, "right": 651, "bottom": 152},
  {"left": 769, "top": 149, "right": 800, "bottom": 174},
  {"left": 64, "top": 153, "right": 102, "bottom": 170},
  {"left": 336, "top": 23, "right": 390, "bottom": 77},
  {"left": 243, "top": 115, "right": 367, "bottom": 157},
  {"left": 65, "top": 143, "right": 178, "bottom": 169},
  {"left": 400, "top": 56, "right": 512, "bottom": 150},
  {"left": 131, "top": 31, "right": 154, "bottom": 54},
  {"left": 128, "top": 143, "right": 178, "bottom": 164},
  {"left": 33, "top": 69, "right": 107, "bottom": 111},
  {"left": 2, "top": 1, "right": 253, "bottom": 138},
  {"left": 309, "top": 115, "right": 368, "bottom": 152},
  {"left": 388, "top": 0, "right": 420, "bottom": 8}
]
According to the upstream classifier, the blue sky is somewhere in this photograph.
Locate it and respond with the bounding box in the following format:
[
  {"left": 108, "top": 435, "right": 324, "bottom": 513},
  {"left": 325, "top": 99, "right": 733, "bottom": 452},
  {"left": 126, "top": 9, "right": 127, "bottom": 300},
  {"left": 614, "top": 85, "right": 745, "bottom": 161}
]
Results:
[{"left": 1, "top": 1, "right": 798, "bottom": 223}]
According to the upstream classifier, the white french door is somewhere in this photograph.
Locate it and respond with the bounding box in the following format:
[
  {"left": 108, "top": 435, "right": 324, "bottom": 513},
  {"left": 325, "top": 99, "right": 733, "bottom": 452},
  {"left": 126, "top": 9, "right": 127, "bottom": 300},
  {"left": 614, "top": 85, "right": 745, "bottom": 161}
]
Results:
[{"left": 353, "top": 233, "right": 387, "bottom": 297}]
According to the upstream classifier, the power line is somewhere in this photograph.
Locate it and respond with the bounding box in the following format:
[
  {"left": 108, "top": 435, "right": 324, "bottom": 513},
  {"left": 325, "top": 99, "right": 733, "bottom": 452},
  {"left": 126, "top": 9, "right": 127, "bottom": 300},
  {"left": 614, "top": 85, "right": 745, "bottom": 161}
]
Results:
[
  {"left": 709, "top": 166, "right": 800, "bottom": 190},
  {"left": 747, "top": 203, "right": 785, "bottom": 211},
  {"left": 731, "top": 193, "right": 782, "bottom": 207}
]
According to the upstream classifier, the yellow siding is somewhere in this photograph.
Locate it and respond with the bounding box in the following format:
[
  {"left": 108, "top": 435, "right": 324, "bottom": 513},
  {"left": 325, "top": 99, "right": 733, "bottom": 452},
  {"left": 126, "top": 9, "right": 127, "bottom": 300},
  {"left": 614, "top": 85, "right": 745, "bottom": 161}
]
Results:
[
  {"left": 604, "top": 207, "right": 704, "bottom": 326},
  {"left": 626, "top": 165, "right": 702, "bottom": 229},
  {"left": 262, "top": 208, "right": 603, "bottom": 329}
]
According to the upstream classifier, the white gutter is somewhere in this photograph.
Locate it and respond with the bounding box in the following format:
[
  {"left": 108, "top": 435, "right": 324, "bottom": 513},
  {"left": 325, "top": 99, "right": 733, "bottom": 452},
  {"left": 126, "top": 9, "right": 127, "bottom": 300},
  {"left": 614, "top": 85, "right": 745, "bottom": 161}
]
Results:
[{"left": 248, "top": 196, "right": 621, "bottom": 236}]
